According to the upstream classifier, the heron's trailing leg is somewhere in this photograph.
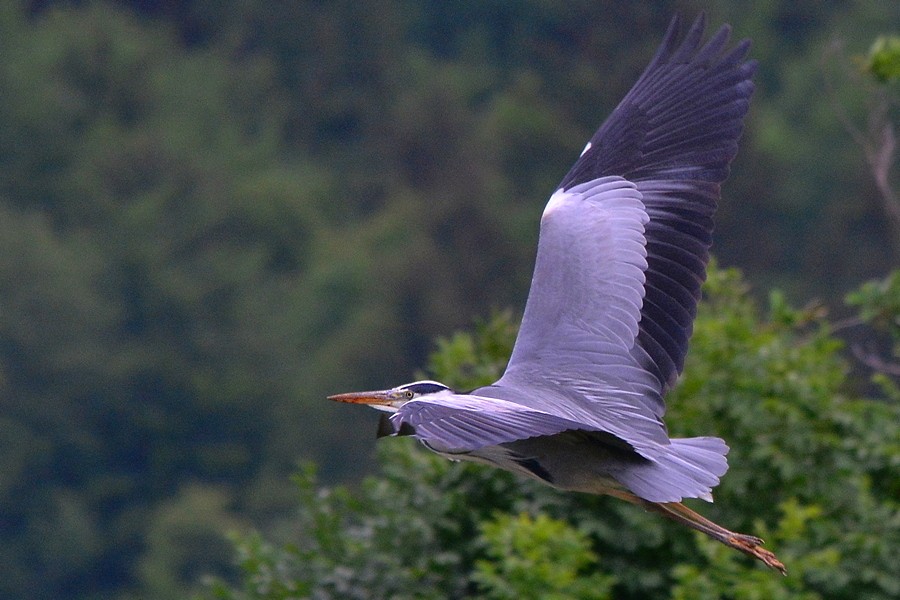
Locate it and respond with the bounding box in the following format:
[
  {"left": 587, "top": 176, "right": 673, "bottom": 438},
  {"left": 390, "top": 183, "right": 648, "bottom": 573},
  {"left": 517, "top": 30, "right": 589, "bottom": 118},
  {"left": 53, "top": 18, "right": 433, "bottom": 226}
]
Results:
[
  {"left": 646, "top": 500, "right": 786, "bottom": 574},
  {"left": 605, "top": 490, "right": 786, "bottom": 574}
]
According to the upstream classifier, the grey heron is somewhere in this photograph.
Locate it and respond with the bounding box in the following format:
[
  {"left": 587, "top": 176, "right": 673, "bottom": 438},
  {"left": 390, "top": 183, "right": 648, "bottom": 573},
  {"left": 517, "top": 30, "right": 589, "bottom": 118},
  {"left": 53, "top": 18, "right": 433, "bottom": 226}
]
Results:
[{"left": 330, "top": 14, "right": 785, "bottom": 573}]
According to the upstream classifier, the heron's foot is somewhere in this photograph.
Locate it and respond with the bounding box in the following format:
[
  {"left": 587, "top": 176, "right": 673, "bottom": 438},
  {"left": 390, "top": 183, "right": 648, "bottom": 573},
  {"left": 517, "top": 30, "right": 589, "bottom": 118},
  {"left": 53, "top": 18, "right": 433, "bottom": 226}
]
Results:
[{"left": 725, "top": 533, "right": 787, "bottom": 575}]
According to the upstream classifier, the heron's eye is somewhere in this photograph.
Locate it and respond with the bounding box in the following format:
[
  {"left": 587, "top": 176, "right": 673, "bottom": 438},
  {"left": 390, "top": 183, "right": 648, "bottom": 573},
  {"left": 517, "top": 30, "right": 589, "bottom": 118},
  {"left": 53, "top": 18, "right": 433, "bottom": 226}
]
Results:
[{"left": 404, "top": 390, "right": 414, "bottom": 399}]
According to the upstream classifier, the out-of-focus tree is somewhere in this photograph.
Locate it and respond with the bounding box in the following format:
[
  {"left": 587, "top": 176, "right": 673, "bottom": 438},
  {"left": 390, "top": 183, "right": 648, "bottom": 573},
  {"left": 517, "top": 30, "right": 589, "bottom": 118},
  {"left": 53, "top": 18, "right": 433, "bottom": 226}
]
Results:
[
  {"left": 129, "top": 485, "right": 244, "bottom": 600},
  {"left": 822, "top": 33, "right": 899, "bottom": 255},
  {"left": 0, "top": 3, "right": 315, "bottom": 596},
  {"left": 715, "top": 1, "right": 897, "bottom": 298}
]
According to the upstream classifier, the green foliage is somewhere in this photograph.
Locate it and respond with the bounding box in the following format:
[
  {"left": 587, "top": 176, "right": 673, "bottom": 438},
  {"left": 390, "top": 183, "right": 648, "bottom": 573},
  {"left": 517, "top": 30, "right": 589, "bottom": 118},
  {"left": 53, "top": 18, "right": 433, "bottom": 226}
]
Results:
[
  {"left": 845, "top": 270, "right": 900, "bottom": 401},
  {"left": 132, "top": 485, "right": 245, "bottom": 600},
  {"left": 0, "top": 4, "right": 309, "bottom": 597},
  {"left": 473, "top": 513, "right": 615, "bottom": 600},
  {"left": 425, "top": 309, "right": 519, "bottom": 390},
  {"left": 205, "top": 454, "right": 524, "bottom": 600},
  {"left": 206, "top": 266, "right": 900, "bottom": 600},
  {"left": 846, "top": 270, "right": 900, "bottom": 343},
  {"left": 866, "top": 35, "right": 900, "bottom": 83}
]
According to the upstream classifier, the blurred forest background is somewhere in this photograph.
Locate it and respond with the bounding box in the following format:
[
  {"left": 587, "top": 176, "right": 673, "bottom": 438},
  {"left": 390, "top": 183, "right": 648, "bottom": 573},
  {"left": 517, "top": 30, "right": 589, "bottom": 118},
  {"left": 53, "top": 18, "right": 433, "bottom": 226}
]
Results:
[{"left": 0, "top": 1, "right": 897, "bottom": 599}]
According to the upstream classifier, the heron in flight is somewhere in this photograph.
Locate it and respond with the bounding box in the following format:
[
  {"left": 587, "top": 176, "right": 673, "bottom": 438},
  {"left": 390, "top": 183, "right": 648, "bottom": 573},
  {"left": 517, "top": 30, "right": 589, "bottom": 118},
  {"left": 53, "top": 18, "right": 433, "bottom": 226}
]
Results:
[{"left": 330, "top": 15, "right": 785, "bottom": 573}]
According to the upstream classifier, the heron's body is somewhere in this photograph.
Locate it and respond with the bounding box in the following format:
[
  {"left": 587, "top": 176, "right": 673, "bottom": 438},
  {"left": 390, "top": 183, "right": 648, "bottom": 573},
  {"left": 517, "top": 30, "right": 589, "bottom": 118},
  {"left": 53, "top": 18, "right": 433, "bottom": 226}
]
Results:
[
  {"left": 372, "top": 382, "right": 726, "bottom": 504},
  {"left": 330, "top": 15, "right": 786, "bottom": 573}
]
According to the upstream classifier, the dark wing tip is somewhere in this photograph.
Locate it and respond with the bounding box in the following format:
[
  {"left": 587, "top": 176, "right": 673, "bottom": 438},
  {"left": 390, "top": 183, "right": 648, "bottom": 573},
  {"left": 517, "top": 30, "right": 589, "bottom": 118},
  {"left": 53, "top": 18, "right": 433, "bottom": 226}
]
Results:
[
  {"left": 671, "top": 13, "right": 708, "bottom": 62},
  {"left": 561, "top": 15, "right": 754, "bottom": 190}
]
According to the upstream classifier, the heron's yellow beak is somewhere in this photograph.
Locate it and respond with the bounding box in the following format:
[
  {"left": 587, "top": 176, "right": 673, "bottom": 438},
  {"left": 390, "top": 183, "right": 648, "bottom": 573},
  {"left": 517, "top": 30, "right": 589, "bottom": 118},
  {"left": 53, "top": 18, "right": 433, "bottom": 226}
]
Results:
[{"left": 327, "top": 390, "right": 394, "bottom": 406}]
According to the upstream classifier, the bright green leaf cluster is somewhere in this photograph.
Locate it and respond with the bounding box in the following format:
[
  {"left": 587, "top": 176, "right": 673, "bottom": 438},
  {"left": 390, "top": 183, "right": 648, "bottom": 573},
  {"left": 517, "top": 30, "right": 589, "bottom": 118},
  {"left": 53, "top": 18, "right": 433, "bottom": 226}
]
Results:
[
  {"left": 866, "top": 35, "right": 900, "bottom": 83},
  {"left": 473, "top": 512, "right": 615, "bottom": 600}
]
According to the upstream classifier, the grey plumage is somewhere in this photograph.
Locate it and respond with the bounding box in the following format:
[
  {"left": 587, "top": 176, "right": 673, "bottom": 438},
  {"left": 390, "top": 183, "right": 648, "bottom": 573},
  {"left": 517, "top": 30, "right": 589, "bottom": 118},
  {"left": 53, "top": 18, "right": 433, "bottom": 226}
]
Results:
[{"left": 330, "top": 14, "right": 785, "bottom": 574}]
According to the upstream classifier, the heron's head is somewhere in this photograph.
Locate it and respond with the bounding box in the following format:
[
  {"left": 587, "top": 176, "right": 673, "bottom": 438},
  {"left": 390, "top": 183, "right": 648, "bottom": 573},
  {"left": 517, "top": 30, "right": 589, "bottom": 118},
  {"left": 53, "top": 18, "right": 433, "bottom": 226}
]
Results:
[{"left": 327, "top": 380, "right": 451, "bottom": 413}]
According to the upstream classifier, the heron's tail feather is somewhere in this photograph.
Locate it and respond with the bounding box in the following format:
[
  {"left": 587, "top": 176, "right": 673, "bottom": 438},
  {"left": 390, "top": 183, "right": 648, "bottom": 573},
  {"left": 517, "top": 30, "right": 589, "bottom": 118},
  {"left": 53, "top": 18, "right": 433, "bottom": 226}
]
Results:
[{"left": 615, "top": 436, "right": 729, "bottom": 503}]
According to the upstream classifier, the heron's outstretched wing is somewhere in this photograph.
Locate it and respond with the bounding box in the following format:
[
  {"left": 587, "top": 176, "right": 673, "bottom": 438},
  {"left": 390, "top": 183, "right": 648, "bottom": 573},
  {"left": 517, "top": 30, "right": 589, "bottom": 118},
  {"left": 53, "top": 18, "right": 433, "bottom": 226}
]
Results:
[
  {"left": 560, "top": 14, "right": 756, "bottom": 396},
  {"left": 494, "top": 15, "right": 755, "bottom": 450}
]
